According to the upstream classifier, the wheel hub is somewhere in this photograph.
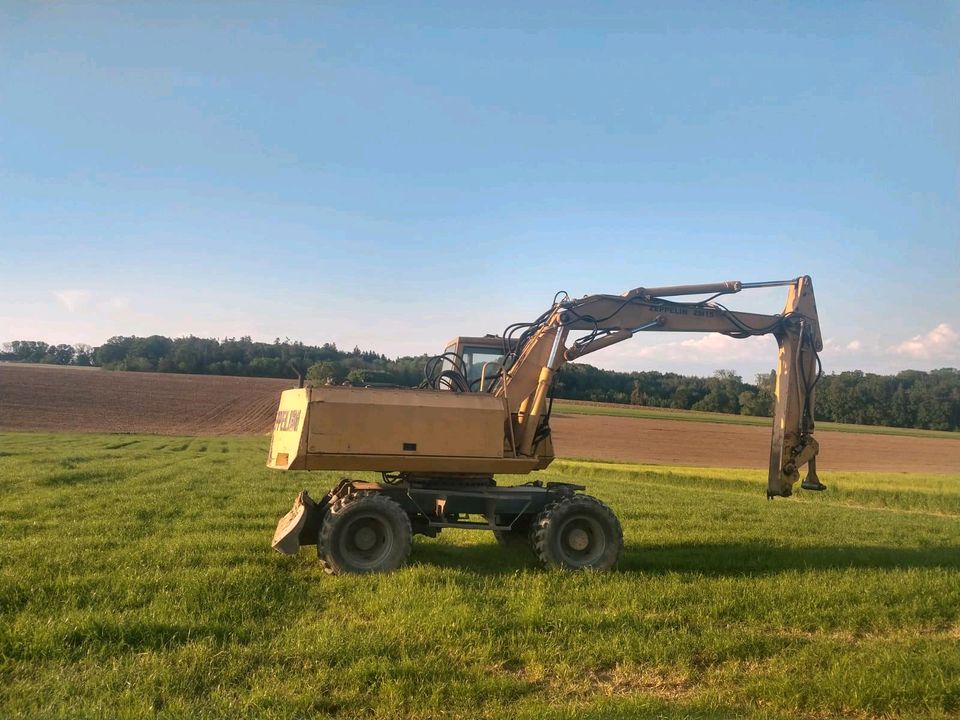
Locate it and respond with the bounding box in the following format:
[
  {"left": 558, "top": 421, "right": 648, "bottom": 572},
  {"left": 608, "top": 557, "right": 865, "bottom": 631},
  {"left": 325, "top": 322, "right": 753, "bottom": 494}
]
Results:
[
  {"left": 353, "top": 526, "right": 378, "bottom": 551},
  {"left": 566, "top": 527, "right": 590, "bottom": 551}
]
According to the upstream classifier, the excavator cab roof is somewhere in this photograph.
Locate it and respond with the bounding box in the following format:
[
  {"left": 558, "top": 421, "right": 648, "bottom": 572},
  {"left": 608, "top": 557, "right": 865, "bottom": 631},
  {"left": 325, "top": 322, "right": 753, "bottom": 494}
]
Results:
[{"left": 443, "top": 335, "right": 514, "bottom": 351}]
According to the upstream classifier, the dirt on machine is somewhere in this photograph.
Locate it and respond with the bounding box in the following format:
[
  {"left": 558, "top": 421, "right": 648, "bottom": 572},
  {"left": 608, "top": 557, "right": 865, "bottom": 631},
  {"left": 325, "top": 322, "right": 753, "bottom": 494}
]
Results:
[{"left": 269, "top": 276, "right": 824, "bottom": 574}]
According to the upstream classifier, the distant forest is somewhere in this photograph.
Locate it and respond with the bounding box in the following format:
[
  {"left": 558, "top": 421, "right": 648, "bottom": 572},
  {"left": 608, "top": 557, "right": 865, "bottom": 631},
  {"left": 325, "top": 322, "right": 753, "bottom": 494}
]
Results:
[{"left": 3, "top": 336, "right": 959, "bottom": 431}]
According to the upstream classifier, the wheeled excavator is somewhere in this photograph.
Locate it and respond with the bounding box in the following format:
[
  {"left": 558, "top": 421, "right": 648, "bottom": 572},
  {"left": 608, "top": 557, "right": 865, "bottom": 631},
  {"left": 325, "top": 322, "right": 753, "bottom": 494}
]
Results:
[{"left": 268, "top": 276, "right": 823, "bottom": 574}]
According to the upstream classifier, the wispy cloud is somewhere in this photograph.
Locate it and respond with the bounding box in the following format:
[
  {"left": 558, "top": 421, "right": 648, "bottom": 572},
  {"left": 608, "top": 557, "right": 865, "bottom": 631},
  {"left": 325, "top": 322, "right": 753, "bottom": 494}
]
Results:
[
  {"left": 822, "top": 337, "right": 865, "bottom": 355},
  {"left": 893, "top": 323, "right": 959, "bottom": 360},
  {"left": 52, "top": 290, "right": 132, "bottom": 315},
  {"left": 53, "top": 289, "right": 92, "bottom": 313},
  {"left": 101, "top": 296, "right": 130, "bottom": 312},
  {"left": 636, "top": 333, "right": 766, "bottom": 361},
  {"left": 597, "top": 332, "right": 770, "bottom": 369}
]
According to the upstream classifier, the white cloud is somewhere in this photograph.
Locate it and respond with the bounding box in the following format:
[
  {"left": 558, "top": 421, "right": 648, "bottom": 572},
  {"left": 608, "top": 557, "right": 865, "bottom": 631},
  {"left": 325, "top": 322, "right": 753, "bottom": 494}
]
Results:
[
  {"left": 893, "top": 323, "right": 959, "bottom": 359},
  {"left": 51, "top": 290, "right": 131, "bottom": 317},
  {"left": 588, "top": 332, "right": 771, "bottom": 373},
  {"left": 634, "top": 333, "right": 766, "bottom": 361},
  {"left": 53, "top": 289, "right": 91, "bottom": 313},
  {"left": 822, "top": 337, "right": 865, "bottom": 355},
  {"left": 822, "top": 338, "right": 841, "bottom": 353},
  {"left": 101, "top": 296, "right": 130, "bottom": 312}
]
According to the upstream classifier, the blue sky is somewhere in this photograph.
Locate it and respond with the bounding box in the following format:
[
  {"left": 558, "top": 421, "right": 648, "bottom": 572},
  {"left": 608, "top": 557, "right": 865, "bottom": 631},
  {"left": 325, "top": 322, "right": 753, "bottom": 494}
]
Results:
[{"left": 1, "top": 2, "right": 957, "bottom": 377}]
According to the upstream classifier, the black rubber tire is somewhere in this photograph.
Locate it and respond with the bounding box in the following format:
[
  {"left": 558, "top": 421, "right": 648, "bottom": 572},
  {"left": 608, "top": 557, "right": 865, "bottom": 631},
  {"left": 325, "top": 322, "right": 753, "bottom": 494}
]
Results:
[
  {"left": 318, "top": 492, "right": 412, "bottom": 575},
  {"left": 532, "top": 494, "right": 623, "bottom": 571}
]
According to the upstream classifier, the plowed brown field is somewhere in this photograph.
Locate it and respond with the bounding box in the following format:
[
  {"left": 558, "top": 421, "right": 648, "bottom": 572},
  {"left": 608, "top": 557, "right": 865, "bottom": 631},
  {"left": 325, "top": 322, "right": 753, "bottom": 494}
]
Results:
[
  {"left": 0, "top": 363, "right": 289, "bottom": 436},
  {"left": 2, "top": 363, "right": 958, "bottom": 472}
]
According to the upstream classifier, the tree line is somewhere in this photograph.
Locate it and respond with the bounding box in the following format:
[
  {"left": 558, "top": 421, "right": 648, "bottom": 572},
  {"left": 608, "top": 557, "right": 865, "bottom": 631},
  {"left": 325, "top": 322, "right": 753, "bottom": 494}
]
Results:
[
  {"left": 2, "top": 336, "right": 958, "bottom": 431},
  {"left": 555, "top": 364, "right": 960, "bottom": 431},
  {"left": 0, "top": 337, "right": 427, "bottom": 384}
]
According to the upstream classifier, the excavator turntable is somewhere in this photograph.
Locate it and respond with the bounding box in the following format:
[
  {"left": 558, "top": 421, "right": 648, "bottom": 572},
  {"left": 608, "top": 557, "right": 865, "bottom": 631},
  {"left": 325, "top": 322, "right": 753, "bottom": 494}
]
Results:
[{"left": 268, "top": 276, "right": 824, "bottom": 574}]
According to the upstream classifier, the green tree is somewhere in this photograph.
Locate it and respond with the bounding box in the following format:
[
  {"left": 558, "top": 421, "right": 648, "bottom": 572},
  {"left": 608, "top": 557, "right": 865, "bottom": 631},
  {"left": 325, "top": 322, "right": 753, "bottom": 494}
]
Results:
[
  {"left": 306, "top": 361, "right": 347, "bottom": 386},
  {"left": 739, "top": 372, "right": 775, "bottom": 416},
  {"left": 693, "top": 370, "right": 743, "bottom": 414},
  {"left": 74, "top": 344, "right": 94, "bottom": 366},
  {"left": 11, "top": 340, "right": 49, "bottom": 362},
  {"left": 43, "top": 344, "right": 75, "bottom": 365}
]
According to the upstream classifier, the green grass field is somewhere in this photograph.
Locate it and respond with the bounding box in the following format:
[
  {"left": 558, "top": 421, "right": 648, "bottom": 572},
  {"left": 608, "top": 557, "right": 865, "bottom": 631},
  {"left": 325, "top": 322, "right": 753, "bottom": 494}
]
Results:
[
  {"left": 1, "top": 433, "right": 958, "bottom": 719},
  {"left": 553, "top": 402, "right": 960, "bottom": 440}
]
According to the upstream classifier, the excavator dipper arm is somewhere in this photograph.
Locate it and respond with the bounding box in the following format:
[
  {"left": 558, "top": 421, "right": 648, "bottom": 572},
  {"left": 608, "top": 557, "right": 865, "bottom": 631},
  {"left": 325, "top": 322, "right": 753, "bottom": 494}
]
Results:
[{"left": 496, "top": 276, "right": 823, "bottom": 498}]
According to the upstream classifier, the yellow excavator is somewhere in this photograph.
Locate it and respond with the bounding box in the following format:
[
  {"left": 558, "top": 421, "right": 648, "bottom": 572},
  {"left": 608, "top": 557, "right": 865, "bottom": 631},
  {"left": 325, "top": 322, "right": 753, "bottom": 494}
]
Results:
[{"left": 269, "top": 276, "right": 823, "bottom": 574}]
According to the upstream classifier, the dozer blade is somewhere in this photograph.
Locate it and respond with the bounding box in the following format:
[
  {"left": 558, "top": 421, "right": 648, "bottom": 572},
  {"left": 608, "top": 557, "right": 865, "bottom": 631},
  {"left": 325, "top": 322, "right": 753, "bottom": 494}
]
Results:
[{"left": 272, "top": 490, "right": 315, "bottom": 555}]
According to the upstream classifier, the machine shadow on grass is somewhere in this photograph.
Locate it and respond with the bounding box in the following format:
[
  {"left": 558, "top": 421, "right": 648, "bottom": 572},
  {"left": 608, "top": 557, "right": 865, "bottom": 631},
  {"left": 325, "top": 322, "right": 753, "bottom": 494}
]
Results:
[{"left": 410, "top": 540, "right": 960, "bottom": 577}]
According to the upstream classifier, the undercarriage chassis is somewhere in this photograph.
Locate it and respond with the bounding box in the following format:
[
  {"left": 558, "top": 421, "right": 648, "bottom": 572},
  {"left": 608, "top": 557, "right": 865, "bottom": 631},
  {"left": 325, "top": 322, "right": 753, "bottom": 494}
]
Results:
[
  {"left": 274, "top": 476, "right": 585, "bottom": 552},
  {"left": 272, "top": 475, "right": 623, "bottom": 574}
]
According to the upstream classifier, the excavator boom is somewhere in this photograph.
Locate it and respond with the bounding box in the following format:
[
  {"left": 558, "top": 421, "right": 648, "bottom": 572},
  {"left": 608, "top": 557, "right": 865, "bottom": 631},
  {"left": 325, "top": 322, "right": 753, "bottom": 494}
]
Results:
[{"left": 495, "top": 276, "right": 822, "bottom": 497}]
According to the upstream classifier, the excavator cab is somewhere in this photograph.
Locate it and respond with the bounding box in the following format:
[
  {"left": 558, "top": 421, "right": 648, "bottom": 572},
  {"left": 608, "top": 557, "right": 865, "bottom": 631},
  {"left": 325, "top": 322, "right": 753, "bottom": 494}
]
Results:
[{"left": 441, "top": 335, "right": 515, "bottom": 391}]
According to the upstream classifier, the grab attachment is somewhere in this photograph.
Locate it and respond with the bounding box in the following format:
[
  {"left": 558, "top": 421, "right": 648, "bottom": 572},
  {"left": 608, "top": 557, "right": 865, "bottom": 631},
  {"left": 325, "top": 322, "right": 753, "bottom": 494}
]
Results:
[{"left": 800, "top": 458, "right": 827, "bottom": 491}]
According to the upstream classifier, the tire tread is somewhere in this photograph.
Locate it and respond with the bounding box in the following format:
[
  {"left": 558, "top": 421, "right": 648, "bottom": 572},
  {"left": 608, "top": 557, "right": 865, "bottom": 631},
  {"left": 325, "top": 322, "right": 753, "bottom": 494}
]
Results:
[
  {"left": 317, "top": 491, "right": 412, "bottom": 575},
  {"left": 532, "top": 494, "right": 623, "bottom": 570}
]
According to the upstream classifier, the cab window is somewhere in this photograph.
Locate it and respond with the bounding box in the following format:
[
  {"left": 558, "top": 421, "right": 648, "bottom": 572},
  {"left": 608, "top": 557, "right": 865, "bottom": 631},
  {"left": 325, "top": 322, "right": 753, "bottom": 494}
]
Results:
[
  {"left": 440, "top": 343, "right": 458, "bottom": 376},
  {"left": 460, "top": 346, "right": 506, "bottom": 388}
]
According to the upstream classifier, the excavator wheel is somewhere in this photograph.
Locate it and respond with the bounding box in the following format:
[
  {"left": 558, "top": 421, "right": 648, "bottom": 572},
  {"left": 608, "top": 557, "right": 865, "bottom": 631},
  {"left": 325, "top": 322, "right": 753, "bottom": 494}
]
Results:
[
  {"left": 318, "top": 492, "right": 412, "bottom": 575},
  {"left": 532, "top": 494, "right": 622, "bottom": 571}
]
